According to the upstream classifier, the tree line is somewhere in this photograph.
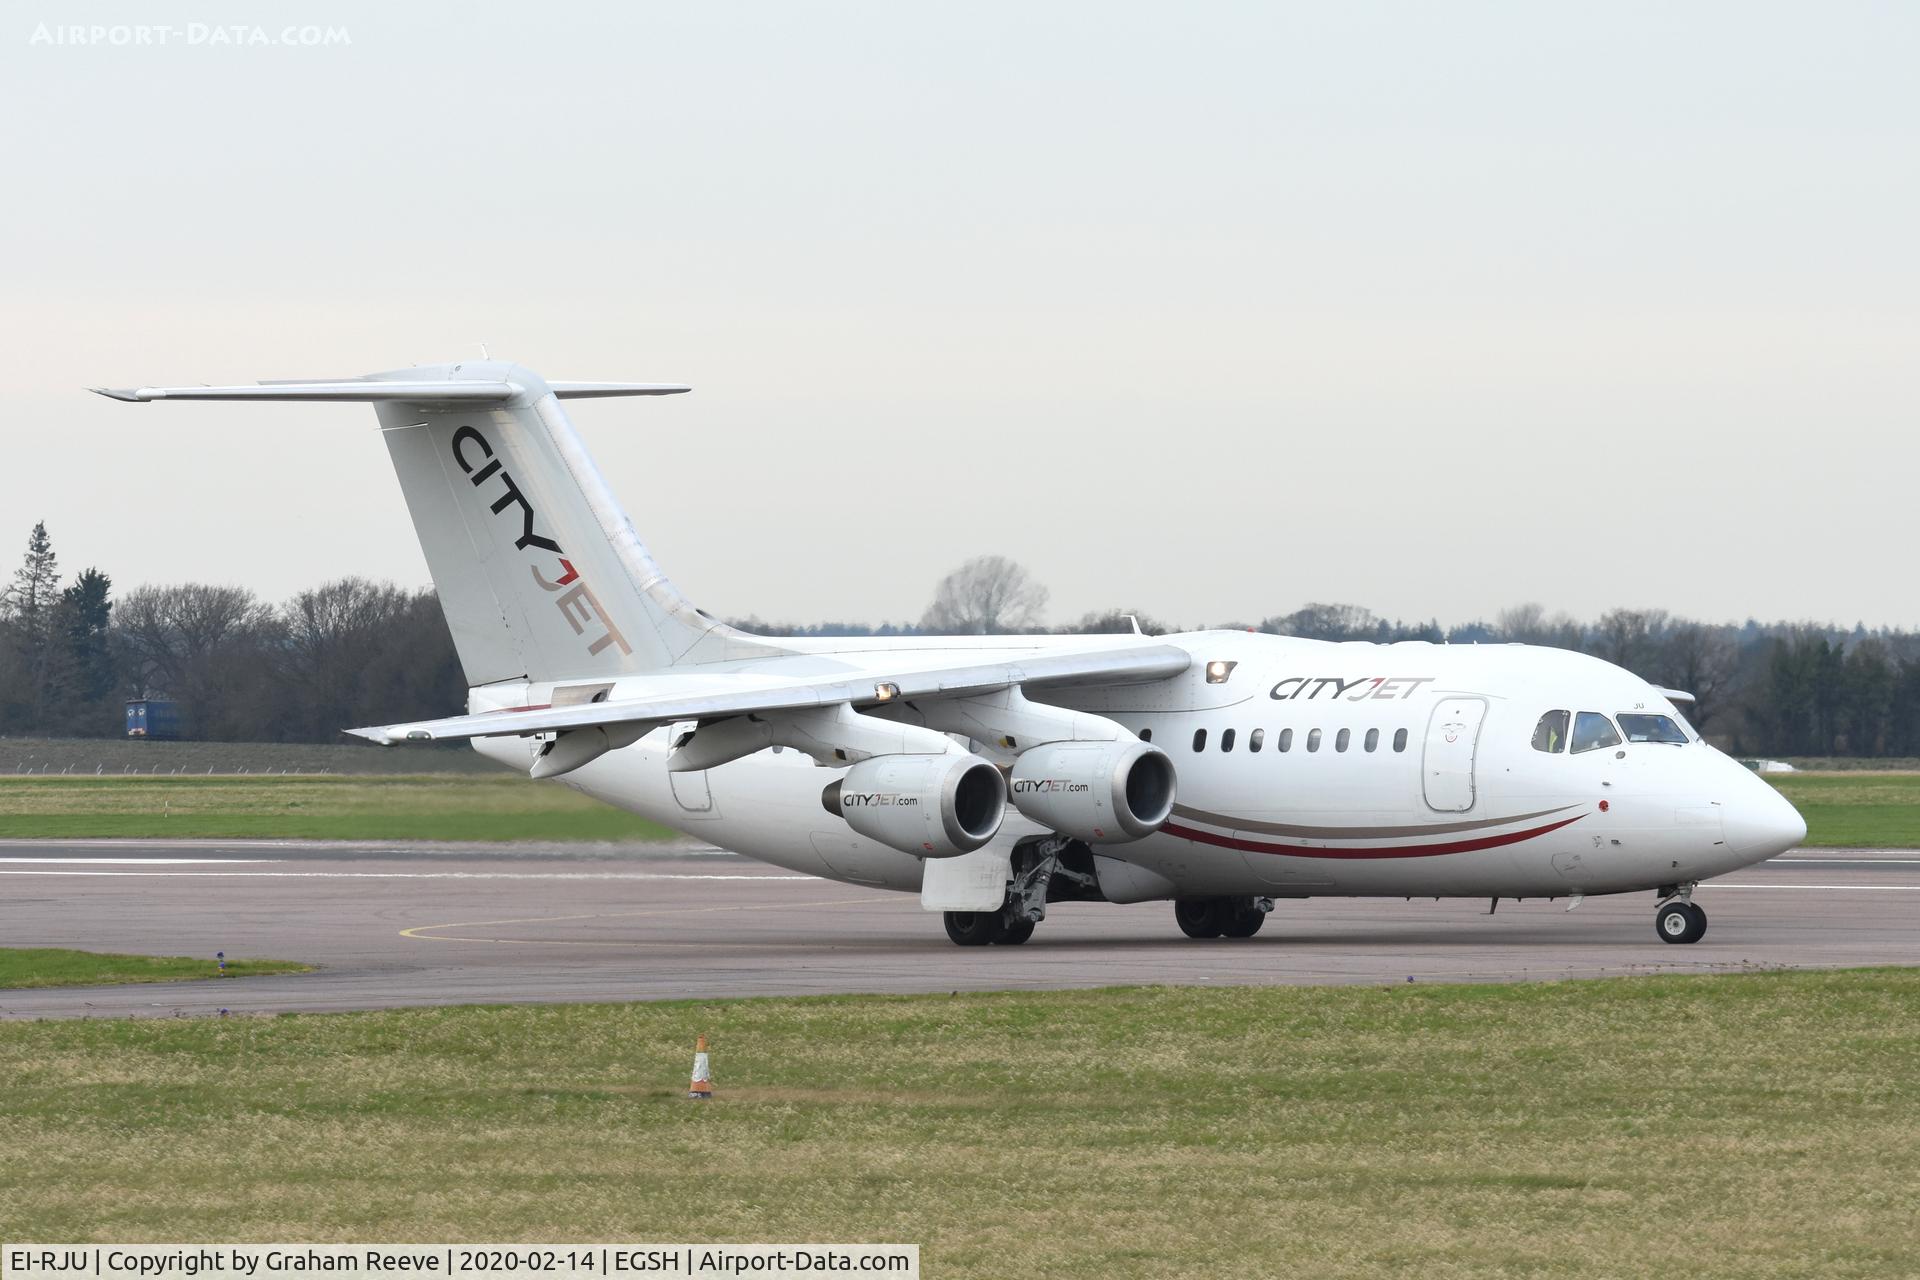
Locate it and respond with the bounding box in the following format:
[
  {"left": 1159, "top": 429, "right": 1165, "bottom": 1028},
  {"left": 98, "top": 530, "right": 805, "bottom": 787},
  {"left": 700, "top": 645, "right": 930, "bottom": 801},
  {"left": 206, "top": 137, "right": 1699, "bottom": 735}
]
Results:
[
  {"left": 3, "top": 528, "right": 1915, "bottom": 757},
  {"left": 0, "top": 522, "right": 463, "bottom": 742}
]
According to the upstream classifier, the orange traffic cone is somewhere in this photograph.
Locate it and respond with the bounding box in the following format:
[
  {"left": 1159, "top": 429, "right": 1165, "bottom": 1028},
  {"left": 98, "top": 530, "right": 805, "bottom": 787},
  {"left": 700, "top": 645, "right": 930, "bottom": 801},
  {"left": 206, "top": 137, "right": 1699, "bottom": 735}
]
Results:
[{"left": 687, "top": 1034, "right": 713, "bottom": 1100}]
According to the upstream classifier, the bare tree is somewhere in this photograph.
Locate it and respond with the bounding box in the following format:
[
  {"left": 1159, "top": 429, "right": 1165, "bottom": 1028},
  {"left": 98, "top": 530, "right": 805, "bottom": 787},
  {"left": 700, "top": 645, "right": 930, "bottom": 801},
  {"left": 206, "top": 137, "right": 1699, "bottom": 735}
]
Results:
[
  {"left": 277, "top": 578, "right": 419, "bottom": 740},
  {"left": 114, "top": 583, "right": 281, "bottom": 736},
  {"left": 1658, "top": 623, "right": 1738, "bottom": 729},
  {"left": 1594, "top": 607, "right": 1670, "bottom": 673},
  {"left": 920, "top": 555, "right": 1049, "bottom": 634},
  {"left": 1495, "top": 602, "right": 1549, "bottom": 643},
  {"left": 1263, "top": 603, "right": 1380, "bottom": 641},
  {"left": 1061, "top": 608, "right": 1177, "bottom": 636}
]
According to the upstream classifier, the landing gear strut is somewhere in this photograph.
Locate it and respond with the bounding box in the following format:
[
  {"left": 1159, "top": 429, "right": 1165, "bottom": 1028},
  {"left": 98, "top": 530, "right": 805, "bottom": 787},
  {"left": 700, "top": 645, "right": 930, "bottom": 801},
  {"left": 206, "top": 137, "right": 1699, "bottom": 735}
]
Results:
[
  {"left": 1175, "top": 896, "right": 1273, "bottom": 939},
  {"left": 1655, "top": 885, "right": 1707, "bottom": 944}
]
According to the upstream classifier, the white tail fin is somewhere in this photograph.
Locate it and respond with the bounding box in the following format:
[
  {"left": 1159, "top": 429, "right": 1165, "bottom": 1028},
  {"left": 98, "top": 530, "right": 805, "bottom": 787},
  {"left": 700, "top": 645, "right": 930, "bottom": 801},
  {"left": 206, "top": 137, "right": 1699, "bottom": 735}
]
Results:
[{"left": 97, "top": 360, "right": 783, "bottom": 683}]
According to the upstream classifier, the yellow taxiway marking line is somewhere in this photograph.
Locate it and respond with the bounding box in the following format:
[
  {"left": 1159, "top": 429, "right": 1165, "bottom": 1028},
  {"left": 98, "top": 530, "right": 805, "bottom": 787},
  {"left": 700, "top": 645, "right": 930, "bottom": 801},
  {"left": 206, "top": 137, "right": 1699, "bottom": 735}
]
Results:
[{"left": 400, "top": 896, "right": 890, "bottom": 945}]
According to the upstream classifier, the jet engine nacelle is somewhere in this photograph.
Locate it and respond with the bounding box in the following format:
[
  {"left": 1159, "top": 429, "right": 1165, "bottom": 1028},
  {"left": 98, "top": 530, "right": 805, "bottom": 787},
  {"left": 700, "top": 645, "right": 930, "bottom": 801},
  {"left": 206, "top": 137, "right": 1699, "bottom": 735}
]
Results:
[
  {"left": 1009, "top": 739, "right": 1176, "bottom": 843},
  {"left": 821, "top": 752, "right": 1007, "bottom": 859}
]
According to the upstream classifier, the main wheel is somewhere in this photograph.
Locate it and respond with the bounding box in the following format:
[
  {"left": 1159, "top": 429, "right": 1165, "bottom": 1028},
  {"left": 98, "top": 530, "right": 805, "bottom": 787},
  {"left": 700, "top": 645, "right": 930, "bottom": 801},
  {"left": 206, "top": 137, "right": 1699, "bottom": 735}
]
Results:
[
  {"left": 1175, "top": 898, "right": 1228, "bottom": 939},
  {"left": 944, "top": 910, "right": 1006, "bottom": 946},
  {"left": 1655, "top": 901, "right": 1706, "bottom": 944},
  {"left": 994, "top": 918, "right": 1036, "bottom": 946},
  {"left": 1222, "top": 903, "right": 1266, "bottom": 938}
]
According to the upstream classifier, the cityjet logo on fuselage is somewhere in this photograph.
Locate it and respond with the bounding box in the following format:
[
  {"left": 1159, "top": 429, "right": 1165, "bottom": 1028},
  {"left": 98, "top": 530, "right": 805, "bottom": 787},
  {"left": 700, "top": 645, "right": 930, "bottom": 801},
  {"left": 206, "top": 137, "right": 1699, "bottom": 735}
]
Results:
[
  {"left": 1270, "top": 676, "right": 1435, "bottom": 702},
  {"left": 450, "top": 426, "right": 632, "bottom": 659}
]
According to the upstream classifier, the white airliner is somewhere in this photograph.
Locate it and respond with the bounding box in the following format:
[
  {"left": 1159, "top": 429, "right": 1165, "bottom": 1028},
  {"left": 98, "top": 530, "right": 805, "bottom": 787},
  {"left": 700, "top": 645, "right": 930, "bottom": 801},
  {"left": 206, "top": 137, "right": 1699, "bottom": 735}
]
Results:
[{"left": 98, "top": 361, "right": 1806, "bottom": 946}]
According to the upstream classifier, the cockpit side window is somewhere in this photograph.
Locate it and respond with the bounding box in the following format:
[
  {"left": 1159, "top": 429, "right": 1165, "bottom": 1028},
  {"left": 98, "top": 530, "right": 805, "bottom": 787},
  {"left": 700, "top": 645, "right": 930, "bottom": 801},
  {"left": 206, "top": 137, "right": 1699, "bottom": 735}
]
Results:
[
  {"left": 1531, "top": 710, "right": 1569, "bottom": 754},
  {"left": 1571, "top": 711, "right": 1623, "bottom": 754},
  {"left": 1618, "top": 713, "right": 1689, "bottom": 744}
]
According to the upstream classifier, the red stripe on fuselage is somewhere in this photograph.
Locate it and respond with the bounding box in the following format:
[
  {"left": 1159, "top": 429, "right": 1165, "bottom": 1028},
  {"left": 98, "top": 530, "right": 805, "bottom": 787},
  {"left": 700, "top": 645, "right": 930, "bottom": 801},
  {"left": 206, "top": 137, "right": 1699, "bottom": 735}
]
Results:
[{"left": 1161, "top": 813, "right": 1587, "bottom": 859}]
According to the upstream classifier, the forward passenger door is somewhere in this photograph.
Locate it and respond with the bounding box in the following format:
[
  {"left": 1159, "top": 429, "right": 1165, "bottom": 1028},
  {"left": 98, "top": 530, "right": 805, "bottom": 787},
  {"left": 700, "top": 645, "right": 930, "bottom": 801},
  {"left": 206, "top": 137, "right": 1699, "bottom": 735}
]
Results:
[{"left": 1422, "top": 697, "right": 1487, "bottom": 812}]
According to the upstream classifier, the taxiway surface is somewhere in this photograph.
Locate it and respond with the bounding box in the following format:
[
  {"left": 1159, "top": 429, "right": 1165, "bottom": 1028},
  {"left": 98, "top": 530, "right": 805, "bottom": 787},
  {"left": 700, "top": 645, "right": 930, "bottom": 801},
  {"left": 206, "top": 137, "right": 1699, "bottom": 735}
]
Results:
[{"left": 2, "top": 839, "right": 1916, "bottom": 1017}]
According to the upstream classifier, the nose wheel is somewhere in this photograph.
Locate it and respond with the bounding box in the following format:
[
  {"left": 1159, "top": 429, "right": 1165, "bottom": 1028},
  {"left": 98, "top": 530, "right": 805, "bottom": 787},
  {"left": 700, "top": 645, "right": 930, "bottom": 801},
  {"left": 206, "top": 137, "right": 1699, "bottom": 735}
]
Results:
[{"left": 1656, "top": 899, "right": 1707, "bottom": 944}]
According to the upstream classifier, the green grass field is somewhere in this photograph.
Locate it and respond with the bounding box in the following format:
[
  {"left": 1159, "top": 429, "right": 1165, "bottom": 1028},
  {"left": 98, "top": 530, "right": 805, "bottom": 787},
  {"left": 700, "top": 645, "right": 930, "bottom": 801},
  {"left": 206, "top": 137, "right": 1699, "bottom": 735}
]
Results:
[
  {"left": 1, "top": 971, "right": 1915, "bottom": 1277},
  {"left": 1766, "top": 773, "right": 1920, "bottom": 846},
  {"left": 0, "top": 947, "right": 308, "bottom": 989},
  {"left": 0, "top": 775, "right": 678, "bottom": 841}
]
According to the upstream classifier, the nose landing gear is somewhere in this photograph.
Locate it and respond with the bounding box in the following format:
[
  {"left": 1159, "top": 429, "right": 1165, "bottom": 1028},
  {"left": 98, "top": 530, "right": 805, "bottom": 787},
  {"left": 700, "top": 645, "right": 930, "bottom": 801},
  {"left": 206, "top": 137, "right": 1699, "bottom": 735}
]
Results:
[{"left": 1655, "top": 886, "right": 1707, "bottom": 944}]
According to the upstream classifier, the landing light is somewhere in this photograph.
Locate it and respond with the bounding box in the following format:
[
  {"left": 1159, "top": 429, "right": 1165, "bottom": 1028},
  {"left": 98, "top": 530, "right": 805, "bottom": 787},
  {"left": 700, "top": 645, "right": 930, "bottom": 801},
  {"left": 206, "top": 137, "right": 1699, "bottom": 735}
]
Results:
[
  {"left": 1205, "top": 660, "right": 1236, "bottom": 684},
  {"left": 874, "top": 682, "right": 900, "bottom": 702}
]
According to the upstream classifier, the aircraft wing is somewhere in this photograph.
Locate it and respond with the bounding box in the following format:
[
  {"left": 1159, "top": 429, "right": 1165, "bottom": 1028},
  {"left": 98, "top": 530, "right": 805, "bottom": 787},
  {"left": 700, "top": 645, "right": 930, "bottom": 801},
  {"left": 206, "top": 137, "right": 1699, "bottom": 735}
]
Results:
[{"left": 348, "top": 643, "right": 1192, "bottom": 744}]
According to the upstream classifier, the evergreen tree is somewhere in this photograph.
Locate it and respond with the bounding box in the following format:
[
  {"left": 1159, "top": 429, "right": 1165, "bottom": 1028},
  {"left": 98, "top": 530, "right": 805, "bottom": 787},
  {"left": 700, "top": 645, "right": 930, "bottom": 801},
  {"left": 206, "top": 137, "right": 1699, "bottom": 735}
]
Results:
[
  {"left": 6, "top": 521, "right": 59, "bottom": 640},
  {"left": 60, "top": 568, "right": 117, "bottom": 705},
  {"left": 3, "top": 522, "right": 62, "bottom": 730}
]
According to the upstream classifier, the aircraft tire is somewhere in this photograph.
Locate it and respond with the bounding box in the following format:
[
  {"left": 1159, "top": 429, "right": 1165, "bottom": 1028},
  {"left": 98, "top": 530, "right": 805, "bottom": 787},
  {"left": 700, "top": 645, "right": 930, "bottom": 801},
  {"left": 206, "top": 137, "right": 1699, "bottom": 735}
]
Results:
[
  {"left": 1175, "top": 898, "right": 1228, "bottom": 939},
  {"left": 995, "top": 918, "right": 1037, "bottom": 945},
  {"left": 1656, "top": 901, "right": 1706, "bottom": 944},
  {"left": 944, "top": 910, "right": 1007, "bottom": 946},
  {"left": 1222, "top": 903, "right": 1266, "bottom": 938}
]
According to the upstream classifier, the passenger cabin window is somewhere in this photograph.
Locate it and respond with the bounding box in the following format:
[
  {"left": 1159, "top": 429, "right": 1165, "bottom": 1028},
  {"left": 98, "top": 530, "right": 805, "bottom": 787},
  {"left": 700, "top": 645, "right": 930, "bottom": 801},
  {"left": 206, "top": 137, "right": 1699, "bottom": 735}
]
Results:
[
  {"left": 1571, "top": 712, "right": 1623, "bottom": 754},
  {"left": 1192, "top": 728, "right": 1207, "bottom": 752},
  {"left": 1307, "top": 728, "right": 1323, "bottom": 753},
  {"left": 1335, "top": 728, "right": 1351, "bottom": 752},
  {"left": 1278, "top": 728, "right": 1294, "bottom": 752},
  {"left": 1221, "top": 728, "right": 1236, "bottom": 753},
  {"left": 1139, "top": 728, "right": 1152, "bottom": 743},
  {"left": 1249, "top": 728, "right": 1265, "bottom": 752},
  {"left": 1393, "top": 728, "right": 1408, "bottom": 752},
  {"left": 1364, "top": 728, "right": 1379, "bottom": 752},
  {"left": 1532, "top": 710, "right": 1570, "bottom": 754},
  {"left": 1618, "top": 714, "right": 1688, "bottom": 744}
]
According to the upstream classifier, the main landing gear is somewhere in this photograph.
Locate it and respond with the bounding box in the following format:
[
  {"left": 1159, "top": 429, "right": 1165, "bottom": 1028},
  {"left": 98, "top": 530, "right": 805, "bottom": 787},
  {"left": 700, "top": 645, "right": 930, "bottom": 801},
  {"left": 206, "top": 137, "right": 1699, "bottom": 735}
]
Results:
[
  {"left": 1655, "top": 885, "right": 1707, "bottom": 944},
  {"left": 942, "top": 836, "right": 1103, "bottom": 946},
  {"left": 1174, "top": 896, "right": 1274, "bottom": 939},
  {"left": 942, "top": 910, "right": 1033, "bottom": 946}
]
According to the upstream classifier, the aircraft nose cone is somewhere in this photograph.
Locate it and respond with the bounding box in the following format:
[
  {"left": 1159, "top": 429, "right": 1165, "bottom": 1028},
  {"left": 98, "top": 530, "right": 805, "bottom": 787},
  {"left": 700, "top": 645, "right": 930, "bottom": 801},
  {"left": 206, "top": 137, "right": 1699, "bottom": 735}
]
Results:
[{"left": 1724, "top": 775, "right": 1808, "bottom": 860}]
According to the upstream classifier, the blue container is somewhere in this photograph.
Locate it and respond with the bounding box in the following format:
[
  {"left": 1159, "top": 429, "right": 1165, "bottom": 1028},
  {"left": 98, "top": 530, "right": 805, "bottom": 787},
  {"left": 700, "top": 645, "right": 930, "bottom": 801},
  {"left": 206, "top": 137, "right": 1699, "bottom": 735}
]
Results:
[{"left": 125, "top": 699, "right": 181, "bottom": 740}]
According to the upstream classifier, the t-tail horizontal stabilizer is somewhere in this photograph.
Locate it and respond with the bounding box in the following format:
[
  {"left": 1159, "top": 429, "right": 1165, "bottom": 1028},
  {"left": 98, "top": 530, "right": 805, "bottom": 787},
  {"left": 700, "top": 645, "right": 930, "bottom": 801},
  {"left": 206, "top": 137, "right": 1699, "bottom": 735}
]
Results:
[
  {"left": 89, "top": 359, "right": 747, "bottom": 685},
  {"left": 91, "top": 380, "right": 690, "bottom": 403}
]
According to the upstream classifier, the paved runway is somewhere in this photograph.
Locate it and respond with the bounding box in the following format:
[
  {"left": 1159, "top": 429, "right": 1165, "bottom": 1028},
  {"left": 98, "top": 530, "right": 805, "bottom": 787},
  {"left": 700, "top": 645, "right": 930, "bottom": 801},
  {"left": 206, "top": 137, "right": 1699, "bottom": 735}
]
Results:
[{"left": 2, "top": 839, "right": 1917, "bottom": 1018}]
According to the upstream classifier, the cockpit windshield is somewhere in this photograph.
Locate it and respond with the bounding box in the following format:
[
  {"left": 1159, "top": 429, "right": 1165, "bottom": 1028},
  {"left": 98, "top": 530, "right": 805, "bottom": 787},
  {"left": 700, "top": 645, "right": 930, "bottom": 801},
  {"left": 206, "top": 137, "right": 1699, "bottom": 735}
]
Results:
[
  {"left": 1618, "top": 713, "right": 1689, "bottom": 745},
  {"left": 1570, "top": 712, "right": 1623, "bottom": 754}
]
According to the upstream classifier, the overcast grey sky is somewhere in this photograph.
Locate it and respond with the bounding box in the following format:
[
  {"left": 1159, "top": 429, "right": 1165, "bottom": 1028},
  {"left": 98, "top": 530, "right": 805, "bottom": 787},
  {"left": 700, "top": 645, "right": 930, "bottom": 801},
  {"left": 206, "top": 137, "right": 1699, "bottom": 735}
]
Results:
[{"left": 4, "top": 2, "right": 1915, "bottom": 629}]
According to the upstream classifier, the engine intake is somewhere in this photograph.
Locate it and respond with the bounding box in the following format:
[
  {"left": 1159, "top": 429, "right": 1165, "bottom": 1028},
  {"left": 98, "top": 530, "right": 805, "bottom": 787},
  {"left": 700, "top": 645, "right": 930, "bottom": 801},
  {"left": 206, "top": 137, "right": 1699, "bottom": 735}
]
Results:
[
  {"left": 1008, "top": 739, "right": 1175, "bottom": 843},
  {"left": 821, "top": 753, "right": 1007, "bottom": 858}
]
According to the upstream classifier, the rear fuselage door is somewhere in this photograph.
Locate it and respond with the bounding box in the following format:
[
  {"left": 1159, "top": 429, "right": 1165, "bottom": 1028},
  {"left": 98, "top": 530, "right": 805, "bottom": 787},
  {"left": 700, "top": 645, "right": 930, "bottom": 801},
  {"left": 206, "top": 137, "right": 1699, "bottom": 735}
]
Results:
[{"left": 1422, "top": 696, "right": 1487, "bottom": 812}]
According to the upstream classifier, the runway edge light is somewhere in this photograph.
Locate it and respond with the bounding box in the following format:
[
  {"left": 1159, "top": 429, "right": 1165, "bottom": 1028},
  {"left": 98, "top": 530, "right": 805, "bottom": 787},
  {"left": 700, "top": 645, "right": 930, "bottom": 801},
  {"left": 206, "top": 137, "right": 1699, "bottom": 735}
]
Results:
[{"left": 688, "top": 1034, "right": 713, "bottom": 1100}]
